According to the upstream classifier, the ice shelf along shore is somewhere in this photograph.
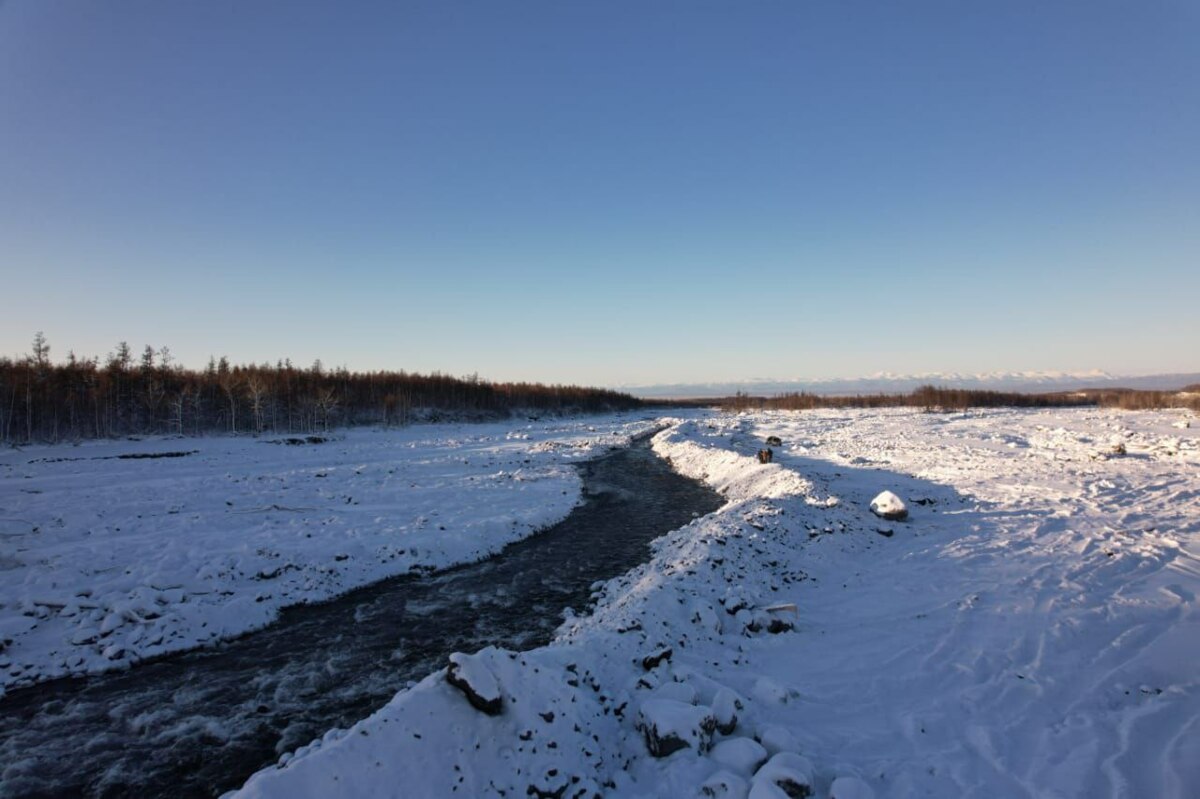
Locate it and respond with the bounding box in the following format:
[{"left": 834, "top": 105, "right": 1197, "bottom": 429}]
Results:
[
  {"left": 227, "top": 407, "right": 1198, "bottom": 799},
  {"left": 0, "top": 413, "right": 663, "bottom": 692}
]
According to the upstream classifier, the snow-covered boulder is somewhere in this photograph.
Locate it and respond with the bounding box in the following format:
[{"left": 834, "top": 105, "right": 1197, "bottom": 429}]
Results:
[
  {"left": 829, "top": 775, "right": 875, "bottom": 799},
  {"left": 751, "top": 676, "right": 791, "bottom": 706},
  {"left": 69, "top": 629, "right": 100, "bottom": 646},
  {"left": 702, "top": 769, "right": 750, "bottom": 799},
  {"left": 735, "top": 607, "right": 764, "bottom": 635},
  {"left": 710, "top": 736, "right": 769, "bottom": 776},
  {"left": 712, "top": 686, "right": 743, "bottom": 735},
  {"left": 722, "top": 588, "right": 753, "bottom": 616},
  {"left": 756, "top": 724, "right": 800, "bottom": 757},
  {"left": 751, "top": 752, "right": 816, "bottom": 798},
  {"left": 445, "top": 651, "right": 503, "bottom": 715},
  {"left": 749, "top": 781, "right": 801, "bottom": 799},
  {"left": 653, "top": 680, "right": 698, "bottom": 705},
  {"left": 869, "top": 491, "right": 908, "bottom": 521},
  {"left": 691, "top": 600, "right": 723, "bottom": 635},
  {"left": 636, "top": 698, "right": 717, "bottom": 757}
]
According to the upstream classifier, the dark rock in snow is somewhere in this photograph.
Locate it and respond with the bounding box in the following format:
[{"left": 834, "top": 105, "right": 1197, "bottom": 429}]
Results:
[
  {"left": 765, "top": 436, "right": 783, "bottom": 447},
  {"left": 641, "top": 647, "right": 673, "bottom": 671},
  {"left": 446, "top": 651, "right": 503, "bottom": 715},
  {"left": 766, "top": 617, "right": 794, "bottom": 634},
  {"left": 527, "top": 766, "right": 569, "bottom": 798}
]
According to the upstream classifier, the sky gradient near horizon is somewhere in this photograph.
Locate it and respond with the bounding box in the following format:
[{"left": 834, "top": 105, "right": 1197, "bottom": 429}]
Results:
[{"left": 2, "top": 1, "right": 1197, "bottom": 386}]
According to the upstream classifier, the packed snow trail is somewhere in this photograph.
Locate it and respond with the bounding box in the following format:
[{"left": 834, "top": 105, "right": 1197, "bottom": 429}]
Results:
[{"left": 0, "top": 436, "right": 723, "bottom": 797}]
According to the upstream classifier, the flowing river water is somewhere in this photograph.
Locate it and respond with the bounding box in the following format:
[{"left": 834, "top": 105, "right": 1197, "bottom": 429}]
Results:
[{"left": 0, "top": 437, "right": 724, "bottom": 798}]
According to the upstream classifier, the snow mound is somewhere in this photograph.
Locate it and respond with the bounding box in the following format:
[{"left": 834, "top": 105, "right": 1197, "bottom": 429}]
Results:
[
  {"left": 712, "top": 686, "right": 743, "bottom": 735},
  {"left": 830, "top": 775, "right": 875, "bottom": 799},
  {"left": 710, "top": 736, "right": 769, "bottom": 776},
  {"left": 702, "top": 769, "right": 750, "bottom": 798},
  {"left": 751, "top": 751, "right": 815, "bottom": 798}
]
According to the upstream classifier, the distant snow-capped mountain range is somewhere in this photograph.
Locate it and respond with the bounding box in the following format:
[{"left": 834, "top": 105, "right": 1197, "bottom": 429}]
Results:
[{"left": 622, "top": 370, "right": 1200, "bottom": 398}]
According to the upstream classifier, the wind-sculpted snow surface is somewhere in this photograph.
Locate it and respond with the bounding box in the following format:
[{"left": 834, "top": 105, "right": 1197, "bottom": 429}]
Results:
[
  {"left": 233, "top": 407, "right": 1198, "bottom": 798},
  {"left": 0, "top": 415, "right": 661, "bottom": 691}
]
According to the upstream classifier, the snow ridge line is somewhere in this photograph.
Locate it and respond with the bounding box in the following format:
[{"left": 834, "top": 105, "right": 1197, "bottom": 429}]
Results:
[{"left": 650, "top": 418, "right": 816, "bottom": 503}]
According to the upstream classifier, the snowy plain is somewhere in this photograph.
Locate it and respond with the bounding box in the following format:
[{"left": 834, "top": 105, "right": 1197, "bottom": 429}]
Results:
[
  {"left": 0, "top": 413, "right": 663, "bottom": 693},
  {"left": 223, "top": 407, "right": 1200, "bottom": 799}
]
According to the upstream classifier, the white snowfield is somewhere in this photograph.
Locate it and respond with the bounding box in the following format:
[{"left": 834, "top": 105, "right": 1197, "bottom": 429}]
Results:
[
  {"left": 231, "top": 407, "right": 1199, "bottom": 799},
  {"left": 0, "top": 414, "right": 662, "bottom": 692}
]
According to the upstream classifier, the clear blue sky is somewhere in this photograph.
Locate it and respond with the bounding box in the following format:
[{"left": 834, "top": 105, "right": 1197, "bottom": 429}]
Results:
[{"left": 2, "top": 1, "right": 1197, "bottom": 386}]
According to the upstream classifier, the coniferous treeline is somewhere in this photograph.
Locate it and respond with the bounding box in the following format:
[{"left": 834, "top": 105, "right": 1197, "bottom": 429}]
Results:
[
  {"left": 0, "top": 334, "right": 642, "bottom": 444},
  {"left": 718, "top": 385, "right": 1200, "bottom": 413},
  {"left": 1081, "top": 388, "right": 1200, "bottom": 412}
]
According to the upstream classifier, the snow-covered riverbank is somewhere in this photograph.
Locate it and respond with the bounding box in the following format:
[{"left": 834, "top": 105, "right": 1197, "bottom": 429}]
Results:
[
  {"left": 0, "top": 414, "right": 662, "bottom": 692},
  {"left": 232, "top": 407, "right": 1199, "bottom": 798}
]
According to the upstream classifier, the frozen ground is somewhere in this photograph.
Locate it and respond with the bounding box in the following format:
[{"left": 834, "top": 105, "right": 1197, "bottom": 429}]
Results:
[
  {"left": 0, "top": 413, "right": 662, "bottom": 692},
  {"left": 230, "top": 407, "right": 1199, "bottom": 798}
]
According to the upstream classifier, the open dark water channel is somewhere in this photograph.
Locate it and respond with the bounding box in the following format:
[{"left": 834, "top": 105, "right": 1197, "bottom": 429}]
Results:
[{"left": 0, "top": 436, "right": 724, "bottom": 798}]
